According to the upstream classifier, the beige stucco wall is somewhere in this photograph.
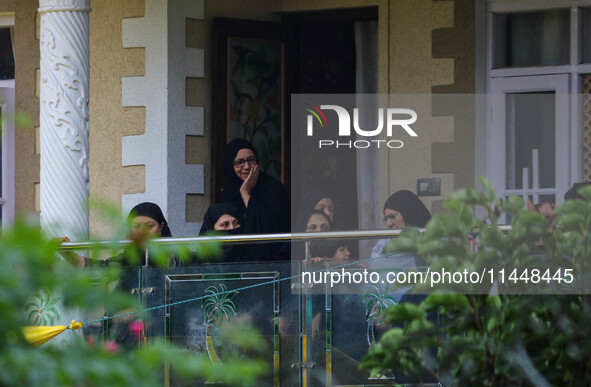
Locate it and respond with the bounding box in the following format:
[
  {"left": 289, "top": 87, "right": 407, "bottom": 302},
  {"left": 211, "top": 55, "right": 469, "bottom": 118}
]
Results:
[
  {"left": 383, "top": 0, "right": 457, "bottom": 213},
  {"left": 88, "top": 0, "right": 145, "bottom": 237},
  {"left": 0, "top": 0, "right": 39, "bottom": 217}
]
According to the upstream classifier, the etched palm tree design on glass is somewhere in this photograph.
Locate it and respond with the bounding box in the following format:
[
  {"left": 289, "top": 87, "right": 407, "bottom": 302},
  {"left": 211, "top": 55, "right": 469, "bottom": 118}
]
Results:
[
  {"left": 363, "top": 284, "right": 397, "bottom": 345},
  {"left": 201, "top": 284, "right": 238, "bottom": 365},
  {"left": 26, "top": 290, "right": 61, "bottom": 326},
  {"left": 363, "top": 284, "right": 398, "bottom": 380}
]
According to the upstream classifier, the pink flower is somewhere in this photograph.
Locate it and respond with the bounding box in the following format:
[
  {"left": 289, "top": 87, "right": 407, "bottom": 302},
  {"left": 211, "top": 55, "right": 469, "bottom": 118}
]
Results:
[
  {"left": 104, "top": 340, "right": 118, "bottom": 353},
  {"left": 129, "top": 320, "right": 145, "bottom": 340}
]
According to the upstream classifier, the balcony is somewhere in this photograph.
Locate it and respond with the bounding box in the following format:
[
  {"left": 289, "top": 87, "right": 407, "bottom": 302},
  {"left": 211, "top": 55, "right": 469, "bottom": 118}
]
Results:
[{"left": 61, "top": 230, "right": 440, "bottom": 386}]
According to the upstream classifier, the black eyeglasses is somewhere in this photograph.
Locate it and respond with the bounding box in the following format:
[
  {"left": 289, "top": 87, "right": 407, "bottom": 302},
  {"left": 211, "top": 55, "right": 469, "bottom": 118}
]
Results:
[{"left": 233, "top": 156, "right": 257, "bottom": 168}]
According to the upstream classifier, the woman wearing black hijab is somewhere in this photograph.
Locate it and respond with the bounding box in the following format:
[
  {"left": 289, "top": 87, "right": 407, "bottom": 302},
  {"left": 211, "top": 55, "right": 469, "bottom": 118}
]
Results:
[
  {"left": 120, "top": 202, "right": 174, "bottom": 266},
  {"left": 296, "top": 190, "right": 336, "bottom": 226},
  {"left": 194, "top": 203, "right": 245, "bottom": 263},
  {"left": 371, "top": 190, "right": 431, "bottom": 258},
  {"left": 60, "top": 202, "right": 172, "bottom": 267},
  {"left": 369, "top": 194, "right": 437, "bottom": 384},
  {"left": 199, "top": 203, "right": 241, "bottom": 236},
  {"left": 127, "top": 202, "right": 172, "bottom": 239},
  {"left": 221, "top": 139, "right": 289, "bottom": 261}
]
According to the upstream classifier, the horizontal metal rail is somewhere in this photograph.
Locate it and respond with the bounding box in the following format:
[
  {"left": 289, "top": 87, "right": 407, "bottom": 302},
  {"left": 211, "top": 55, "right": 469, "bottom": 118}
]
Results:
[{"left": 59, "top": 226, "right": 513, "bottom": 250}]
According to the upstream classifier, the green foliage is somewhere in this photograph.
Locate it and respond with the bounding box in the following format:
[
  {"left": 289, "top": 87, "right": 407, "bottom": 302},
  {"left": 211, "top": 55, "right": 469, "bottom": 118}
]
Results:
[
  {"left": 0, "top": 218, "right": 267, "bottom": 387},
  {"left": 360, "top": 177, "right": 591, "bottom": 386}
]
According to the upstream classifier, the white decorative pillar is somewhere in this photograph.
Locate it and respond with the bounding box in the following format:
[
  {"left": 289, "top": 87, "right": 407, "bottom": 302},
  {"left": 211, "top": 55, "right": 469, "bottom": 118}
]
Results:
[{"left": 39, "top": 0, "right": 91, "bottom": 239}]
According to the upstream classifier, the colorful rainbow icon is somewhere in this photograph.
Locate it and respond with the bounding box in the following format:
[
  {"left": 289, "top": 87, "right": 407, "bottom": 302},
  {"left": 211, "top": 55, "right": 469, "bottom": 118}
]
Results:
[{"left": 303, "top": 103, "right": 328, "bottom": 127}]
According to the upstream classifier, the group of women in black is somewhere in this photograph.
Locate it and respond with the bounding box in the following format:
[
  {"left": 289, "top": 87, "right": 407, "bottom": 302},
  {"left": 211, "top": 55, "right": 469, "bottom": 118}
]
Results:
[
  {"left": 120, "top": 138, "right": 432, "bottom": 265},
  {"left": 124, "top": 139, "right": 290, "bottom": 264}
]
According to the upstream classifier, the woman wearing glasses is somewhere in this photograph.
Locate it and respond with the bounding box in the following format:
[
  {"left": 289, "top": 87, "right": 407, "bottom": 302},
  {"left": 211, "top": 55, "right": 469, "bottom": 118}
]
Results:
[
  {"left": 221, "top": 139, "right": 289, "bottom": 261},
  {"left": 371, "top": 190, "right": 431, "bottom": 258}
]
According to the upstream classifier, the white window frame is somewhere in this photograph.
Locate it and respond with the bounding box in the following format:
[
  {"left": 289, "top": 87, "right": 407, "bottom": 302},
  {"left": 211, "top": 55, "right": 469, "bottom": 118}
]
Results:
[
  {"left": 488, "top": 74, "right": 570, "bottom": 206},
  {"left": 0, "top": 14, "right": 15, "bottom": 228},
  {"left": 0, "top": 81, "right": 15, "bottom": 228},
  {"left": 484, "top": 0, "right": 591, "bottom": 208}
]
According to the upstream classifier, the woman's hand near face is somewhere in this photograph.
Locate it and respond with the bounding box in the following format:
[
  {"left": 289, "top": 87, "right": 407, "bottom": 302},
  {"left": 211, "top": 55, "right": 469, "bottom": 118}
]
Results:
[{"left": 240, "top": 164, "right": 259, "bottom": 207}]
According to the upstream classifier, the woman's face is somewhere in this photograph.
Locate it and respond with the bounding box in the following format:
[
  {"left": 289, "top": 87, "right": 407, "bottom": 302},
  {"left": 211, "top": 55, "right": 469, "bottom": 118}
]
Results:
[
  {"left": 306, "top": 214, "right": 330, "bottom": 232},
  {"left": 131, "top": 215, "right": 163, "bottom": 239},
  {"left": 214, "top": 214, "right": 240, "bottom": 231},
  {"left": 315, "top": 198, "right": 335, "bottom": 223},
  {"left": 233, "top": 148, "right": 257, "bottom": 181},
  {"left": 384, "top": 208, "right": 405, "bottom": 229},
  {"left": 332, "top": 246, "right": 350, "bottom": 260}
]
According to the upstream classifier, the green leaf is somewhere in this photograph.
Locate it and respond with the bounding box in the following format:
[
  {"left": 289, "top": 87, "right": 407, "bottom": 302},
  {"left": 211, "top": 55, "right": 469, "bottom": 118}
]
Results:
[
  {"left": 448, "top": 188, "right": 490, "bottom": 207},
  {"left": 554, "top": 199, "right": 591, "bottom": 219},
  {"left": 498, "top": 195, "right": 524, "bottom": 214},
  {"left": 479, "top": 227, "right": 506, "bottom": 251},
  {"left": 478, "top": 176, "right": 497, "bottom": 202},
  {"left": 383, "top": 236, "right": 418, "bottom": 254},
  {"left": 577, "top": 185, "right": 591, "bottom": 201},
  {"left": 556, "top": 213, "right": 586, "bottom": 231},
  {"left": 424, "top": 214, "right": 465, "bottom": 239},
  {"left": 378, "top": 327, "right": 404, "bottom": 349},
  {"left": 386, "top": 303, "right": 425, "bottom": 323},
  {"left": 422, "top": 293, "right": 470, "bottom": 310},
  {"left": 417, "top": 239, "right": 467, "bottom": 259}
]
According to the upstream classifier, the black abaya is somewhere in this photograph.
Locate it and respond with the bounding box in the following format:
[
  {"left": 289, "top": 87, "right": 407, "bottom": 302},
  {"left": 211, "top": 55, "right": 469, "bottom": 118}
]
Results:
[{"left": 221, "top": 139, "right": 290, "bottom": 261}]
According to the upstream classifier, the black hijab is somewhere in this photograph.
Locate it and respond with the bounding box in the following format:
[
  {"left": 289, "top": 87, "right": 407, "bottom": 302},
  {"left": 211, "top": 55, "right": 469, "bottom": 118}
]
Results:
[
  {"left": 296, "top": 190, "right": 334, "bottom": 223},
  {"left": 221, "top": 139, "right": 289, "bottom": 261},
  {"left": 297, "top": 190, "right": 332, "bottom": 211},
  {"left": 115, "top": 202, "right": 171, "bottom": 267},
  {"left": 128, "top": 202, "right": 172, "bottom": 237},
  {"left": 222, "top": 139, "right": 289, "bottom": 228},
  {"left": 195, "top": 203, "right": 244, "bottom": 263},
  {"left": 199, "top": 203, "right": 240, "bottom": 235},
  {"left": 383, "top": 190, "right": 431, "bottom": 228}
]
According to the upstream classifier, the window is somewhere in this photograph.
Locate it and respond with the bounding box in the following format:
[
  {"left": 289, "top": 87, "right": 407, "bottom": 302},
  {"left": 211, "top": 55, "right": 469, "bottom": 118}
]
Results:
[
  {"left": 493, "top": 9, "right": 570, "bottom": 68},
  {"left": 485, "top": 1, "right": 591, "bottom": 216},
  {"left": 0, "top": 20, "right": 15, "bottom": 230}
]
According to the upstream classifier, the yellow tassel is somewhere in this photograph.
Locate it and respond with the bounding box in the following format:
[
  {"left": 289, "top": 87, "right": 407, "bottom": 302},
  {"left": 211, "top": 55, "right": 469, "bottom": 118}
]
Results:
[
  {"left": 69, "top": 320, "right": 83, "bottom": 330},
  {"left": 23, "top": 320, "right": 83, "bottom": 346}
]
